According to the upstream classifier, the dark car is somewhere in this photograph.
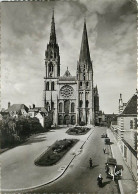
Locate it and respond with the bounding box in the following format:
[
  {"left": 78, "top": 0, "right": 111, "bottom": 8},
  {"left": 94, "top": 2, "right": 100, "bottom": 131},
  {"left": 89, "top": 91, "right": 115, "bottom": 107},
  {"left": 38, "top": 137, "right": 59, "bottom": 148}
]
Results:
[
  {"left": 105, "top": 158, "right": 123, "bottom": 179},
  {"left": 106, "top": 157, "right": 117, "bottom": 165}
]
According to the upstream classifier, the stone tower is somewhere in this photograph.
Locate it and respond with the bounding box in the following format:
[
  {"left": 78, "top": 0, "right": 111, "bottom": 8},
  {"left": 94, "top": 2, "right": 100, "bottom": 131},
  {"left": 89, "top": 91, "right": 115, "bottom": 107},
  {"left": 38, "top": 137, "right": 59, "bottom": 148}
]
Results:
[
  {"left": 76, "top": 20, "right": 94, "bottom": 124},
  {"left": 44, "top": 11, "right": 60, "bottom": 124}
]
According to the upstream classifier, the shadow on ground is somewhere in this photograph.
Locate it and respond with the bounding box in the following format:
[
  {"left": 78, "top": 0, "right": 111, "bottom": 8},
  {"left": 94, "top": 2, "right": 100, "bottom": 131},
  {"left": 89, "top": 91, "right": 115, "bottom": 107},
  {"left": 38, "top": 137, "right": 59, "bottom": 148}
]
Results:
[
  {"left": 88, "top": 164, "right": 99, "bottom": 169},
  {"left": 22, "top": 136, "right": 47, "bottom": 145},
  {"left": 102, "top": 180, "right": 111, "bottom": 187}
]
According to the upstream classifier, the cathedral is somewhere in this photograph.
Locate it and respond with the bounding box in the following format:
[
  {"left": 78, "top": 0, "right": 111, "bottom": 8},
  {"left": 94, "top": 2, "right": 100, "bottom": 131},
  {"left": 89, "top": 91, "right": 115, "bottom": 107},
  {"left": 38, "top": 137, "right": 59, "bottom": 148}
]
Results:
[{"left": 44, "top": 12, "right": 99, "bottom": 126}]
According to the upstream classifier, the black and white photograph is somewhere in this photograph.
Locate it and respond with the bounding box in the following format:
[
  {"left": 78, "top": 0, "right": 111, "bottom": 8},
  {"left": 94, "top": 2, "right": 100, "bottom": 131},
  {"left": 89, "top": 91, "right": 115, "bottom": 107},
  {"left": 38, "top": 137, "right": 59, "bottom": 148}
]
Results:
[{"left": 0, "top": 0, "right": 137, "bottom": 193}]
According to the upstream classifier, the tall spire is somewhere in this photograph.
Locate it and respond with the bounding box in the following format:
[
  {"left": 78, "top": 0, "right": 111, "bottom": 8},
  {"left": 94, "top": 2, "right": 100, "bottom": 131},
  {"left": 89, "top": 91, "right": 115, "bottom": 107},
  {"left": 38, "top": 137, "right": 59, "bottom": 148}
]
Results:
[
  {"left": 50, "top": 9, "right": 56, "bottom": 44},
  {"left": 79, "top": 20, "right": 91, "bottom": 63}
]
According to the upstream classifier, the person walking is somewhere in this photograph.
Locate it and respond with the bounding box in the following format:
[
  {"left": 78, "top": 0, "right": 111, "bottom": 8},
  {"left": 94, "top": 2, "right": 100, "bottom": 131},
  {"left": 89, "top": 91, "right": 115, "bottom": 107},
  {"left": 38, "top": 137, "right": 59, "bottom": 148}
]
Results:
[
  {"left": 89, "top": 158, "right": 93, "bottom": 168},
  {"left": 103, "top": 147, "right": 106, "bottom": 154},
  {"left": 105, "top": 163, "right": 109, "bottom": 174},
  {"left": 97, "top": 174, "right": 103, "bottom": 187}
]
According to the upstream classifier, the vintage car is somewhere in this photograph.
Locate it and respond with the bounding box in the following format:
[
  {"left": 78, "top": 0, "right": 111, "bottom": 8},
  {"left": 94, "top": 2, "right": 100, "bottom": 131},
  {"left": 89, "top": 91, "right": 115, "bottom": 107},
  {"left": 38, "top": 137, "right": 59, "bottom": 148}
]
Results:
[
  {"left": 101, "top": 133, "right": 108, "bottom": 138},
  {"left": 104, "top": 138, "right": 110, "bottom": 144},
  {"left": 105, "top": 158, "right": 123, "bottom": 179}
]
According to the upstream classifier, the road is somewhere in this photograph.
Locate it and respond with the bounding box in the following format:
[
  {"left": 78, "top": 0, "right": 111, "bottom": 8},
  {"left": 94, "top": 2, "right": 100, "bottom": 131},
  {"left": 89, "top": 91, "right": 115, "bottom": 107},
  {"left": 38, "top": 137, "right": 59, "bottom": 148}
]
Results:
[{"left": 25, "top": 127, "right": 120, "bottom": 194}]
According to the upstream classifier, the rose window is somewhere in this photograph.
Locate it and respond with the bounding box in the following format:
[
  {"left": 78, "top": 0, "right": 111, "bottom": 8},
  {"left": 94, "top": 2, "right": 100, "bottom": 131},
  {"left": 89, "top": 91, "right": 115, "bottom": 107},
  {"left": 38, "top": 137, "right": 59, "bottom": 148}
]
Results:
[{"left": 60, "top": 85, "right": 73, "bottom": 98}]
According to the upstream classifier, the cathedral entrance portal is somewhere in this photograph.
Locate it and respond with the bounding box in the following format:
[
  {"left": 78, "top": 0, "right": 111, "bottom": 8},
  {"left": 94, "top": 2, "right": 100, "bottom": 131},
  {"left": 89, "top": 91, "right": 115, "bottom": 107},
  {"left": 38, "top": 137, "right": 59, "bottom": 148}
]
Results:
[
  {"left": 64, "top": 115, "right": 70, "bottom": 125},
  {"left": 71, "top": 115, "right": 76, "bottom": 125},
  {"left": 58, "top": 115, "right": 63, "bottom": 125}
]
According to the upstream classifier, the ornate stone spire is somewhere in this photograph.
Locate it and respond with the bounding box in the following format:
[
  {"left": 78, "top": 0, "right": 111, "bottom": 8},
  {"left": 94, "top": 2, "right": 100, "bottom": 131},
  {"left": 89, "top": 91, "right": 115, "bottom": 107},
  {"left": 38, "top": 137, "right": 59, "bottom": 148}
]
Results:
[
  {"left": 63, "top": 67, "right": 71, "bottom": 77},
  {"left": 50, "top": 10, "right": 56, "bottom": 44},
  {"left": 79, "top": 20, "right": 91, "bottom": 64}
]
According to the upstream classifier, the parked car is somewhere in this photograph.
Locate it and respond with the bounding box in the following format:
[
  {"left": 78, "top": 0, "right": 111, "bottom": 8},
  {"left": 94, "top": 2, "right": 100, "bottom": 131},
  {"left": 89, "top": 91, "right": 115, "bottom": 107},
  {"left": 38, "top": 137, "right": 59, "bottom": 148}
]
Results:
[
  {"left": 101, "top": 133, "right": 108, "bottom": 138},
  {"left": 105, "top": 157, "right": 123, "bottom": 179}
]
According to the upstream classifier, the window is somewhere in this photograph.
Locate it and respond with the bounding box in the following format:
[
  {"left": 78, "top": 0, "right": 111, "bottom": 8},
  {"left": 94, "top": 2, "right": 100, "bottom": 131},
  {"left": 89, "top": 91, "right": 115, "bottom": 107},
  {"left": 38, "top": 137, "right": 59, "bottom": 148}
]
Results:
[
  {"left": 83, "top": 73, "right": 85, "bottom": 80},
  {"left": 49, "top": 63, "right": 53, "bottom": 72},
  {"left": 46, "top": 102, "right": 50, "bottom": 111},
  {"left": 79, "top": 100, "right": 83, "bottom": 108},
  {"left": 86, "top": 100, "right": 89, "bottom": 108},
  {"left": 130, "top": 120, "right": 133, "bottom": 129},
  {"left": 51, "top": 102, "right": 54, "bottom": 109},
  {"left": 51, "top": 82, "right": 54, "bottom": 90},
  {"left": 86, "top": 82, "right": 89, "bottom": 87},
  {"left": 59, "top": 102, "right": 63, "bottom": 112},
  {"left": 79, "top": 82, "right": 82, "bottom": 88},
  {"left": 71, "top": 103, "right": 75, "bottom": 112},
  {"left": 46, "top": 82, "right": 49, "bottom": 90}
]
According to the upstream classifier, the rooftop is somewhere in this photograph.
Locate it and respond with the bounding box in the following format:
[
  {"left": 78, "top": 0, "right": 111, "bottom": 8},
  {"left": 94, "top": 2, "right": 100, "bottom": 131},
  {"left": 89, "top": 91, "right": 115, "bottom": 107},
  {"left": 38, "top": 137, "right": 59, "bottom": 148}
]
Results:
[{"left": 118, "top": 94, "right": 137, "bottom": 116}]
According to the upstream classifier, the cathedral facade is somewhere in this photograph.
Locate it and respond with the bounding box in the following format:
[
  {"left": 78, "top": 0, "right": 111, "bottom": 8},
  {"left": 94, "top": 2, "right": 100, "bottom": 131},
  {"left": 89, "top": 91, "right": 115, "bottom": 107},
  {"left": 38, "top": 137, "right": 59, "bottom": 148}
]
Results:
[{"left": 44, "top": 12, "right": 99, "bottom": 126}]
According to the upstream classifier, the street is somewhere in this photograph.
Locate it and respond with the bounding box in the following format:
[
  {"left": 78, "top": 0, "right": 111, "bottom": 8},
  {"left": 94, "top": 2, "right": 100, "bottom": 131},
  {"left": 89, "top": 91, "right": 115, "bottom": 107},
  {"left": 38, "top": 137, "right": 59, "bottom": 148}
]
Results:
[{"left": 24, "top": 127, "right": 120, "bottom": 194}]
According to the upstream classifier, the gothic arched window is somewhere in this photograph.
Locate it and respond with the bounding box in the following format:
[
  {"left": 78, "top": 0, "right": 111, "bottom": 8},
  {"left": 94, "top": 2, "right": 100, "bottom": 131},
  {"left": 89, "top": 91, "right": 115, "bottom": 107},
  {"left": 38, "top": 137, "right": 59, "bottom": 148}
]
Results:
[
  {"left": 59, "top": 102, "right": 63, "bottom": 112},
  {"left": 51, "top": 82, "right": 54, "bottom": 90},
  {"left": 71, "top": 103, "right": 75, "bottom": 112},
  {"left": 46, "top": 82, "right": 49, "bottom": 90},
  {"left": 79, "top": 100, "right": 83, "bottom": 108},
  {"left": 51, "top": 102, "right": 54, "bottom": 109},
  {"left": 49, "top": 63, "right": 53, "bottom": 72},
  {"left": 83, "top": 73, "right": 85, "bottom": 80},
  {"left": 86, "top": 82, "right": 89, "bottom": 87},
  {"left": 86, "top": 100, "right": 89, "bottom": 108},
  {"left": 46, "top": 102, "right": 50, "bottom": 111}
]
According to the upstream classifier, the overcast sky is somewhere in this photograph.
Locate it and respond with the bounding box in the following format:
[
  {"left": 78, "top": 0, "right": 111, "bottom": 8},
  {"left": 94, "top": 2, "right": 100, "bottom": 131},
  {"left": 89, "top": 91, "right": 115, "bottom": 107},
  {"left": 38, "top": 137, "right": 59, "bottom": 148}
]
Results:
[{"left": 1, "top": 0, "right": 137, "bottom": 113}]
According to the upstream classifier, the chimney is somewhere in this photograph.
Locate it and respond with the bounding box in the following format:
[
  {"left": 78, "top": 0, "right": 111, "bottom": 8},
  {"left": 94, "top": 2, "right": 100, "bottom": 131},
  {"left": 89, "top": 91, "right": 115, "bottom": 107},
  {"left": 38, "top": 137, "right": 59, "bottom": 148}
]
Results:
[
  {"left": 8, "top": 102, "right": 11, "bottom": 108},
  {"left": 33, "top": 104, "right": 35, "bottom": 109}
]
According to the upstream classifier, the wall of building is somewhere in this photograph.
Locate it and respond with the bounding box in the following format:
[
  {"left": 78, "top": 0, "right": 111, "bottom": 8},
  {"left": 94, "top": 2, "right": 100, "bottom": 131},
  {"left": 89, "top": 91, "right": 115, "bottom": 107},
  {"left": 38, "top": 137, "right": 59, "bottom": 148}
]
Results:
[
  {"left": 122, "top": 141, "right": 137, "bottom": 181},
  {"left": 123, "top": 117, "right": 136, "bottom": 131}
]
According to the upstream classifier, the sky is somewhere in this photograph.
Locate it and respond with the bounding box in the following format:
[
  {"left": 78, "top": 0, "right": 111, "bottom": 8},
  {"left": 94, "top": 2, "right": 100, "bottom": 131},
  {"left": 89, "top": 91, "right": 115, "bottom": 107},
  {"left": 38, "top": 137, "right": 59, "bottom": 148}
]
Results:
[{"left": 1, "top": 0, "right": 137, "bottom": 113}]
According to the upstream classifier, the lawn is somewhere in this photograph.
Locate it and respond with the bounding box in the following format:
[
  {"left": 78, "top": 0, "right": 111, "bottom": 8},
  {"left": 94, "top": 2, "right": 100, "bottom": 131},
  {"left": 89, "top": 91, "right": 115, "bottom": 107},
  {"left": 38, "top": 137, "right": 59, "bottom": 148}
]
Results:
[
  {"left": 66, "top": 126, "right": 91, "bottom": 135},
  {"left": 34, "top": 138, "right": 78, "bottom": 166}
]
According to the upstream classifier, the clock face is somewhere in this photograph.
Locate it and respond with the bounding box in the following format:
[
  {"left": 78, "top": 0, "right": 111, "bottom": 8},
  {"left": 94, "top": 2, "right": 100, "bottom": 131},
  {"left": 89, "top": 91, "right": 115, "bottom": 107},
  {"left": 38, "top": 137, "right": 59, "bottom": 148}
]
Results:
[{"left": 60, "top": 85, "right": 73, "bottom": 98}]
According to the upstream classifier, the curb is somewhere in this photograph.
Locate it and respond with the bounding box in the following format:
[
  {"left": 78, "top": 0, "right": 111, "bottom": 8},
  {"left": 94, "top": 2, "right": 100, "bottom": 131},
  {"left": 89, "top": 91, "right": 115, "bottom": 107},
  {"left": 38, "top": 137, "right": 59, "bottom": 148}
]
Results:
[
  {"left": 107, "top": 129, "right": 124, "bottom": 194},
  {"left": 118, "top": 180, "right": 124, "bottom": 194},
  {"left": 1, "top": 127, "right": 95, "bottom": 193}
]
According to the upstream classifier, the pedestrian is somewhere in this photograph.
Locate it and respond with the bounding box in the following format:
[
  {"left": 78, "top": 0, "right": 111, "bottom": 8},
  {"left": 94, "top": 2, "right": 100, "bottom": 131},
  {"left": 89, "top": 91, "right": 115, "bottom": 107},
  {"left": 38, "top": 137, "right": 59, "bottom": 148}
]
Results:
[
  {"left": 97, "top": 174, "right": 103, "bottom": 187},
  {"left": 89, "top": 158, "right": 93, "bottom": 168},
  {"left": 105, "top": 163, "right": 109, "bottom": 174},
  {"left": 103, "top": 148, "right": 106, "bottom": 154}
]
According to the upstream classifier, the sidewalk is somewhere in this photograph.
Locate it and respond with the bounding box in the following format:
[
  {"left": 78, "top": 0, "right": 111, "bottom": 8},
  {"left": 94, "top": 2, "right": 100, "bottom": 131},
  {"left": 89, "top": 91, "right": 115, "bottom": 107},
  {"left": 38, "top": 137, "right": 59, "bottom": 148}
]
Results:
[
  {"left": 107, "top": 129, "right": 136, "bottom": 194},
  {"left": 1, "top": 126, "right": 94, "bottom": 192}
]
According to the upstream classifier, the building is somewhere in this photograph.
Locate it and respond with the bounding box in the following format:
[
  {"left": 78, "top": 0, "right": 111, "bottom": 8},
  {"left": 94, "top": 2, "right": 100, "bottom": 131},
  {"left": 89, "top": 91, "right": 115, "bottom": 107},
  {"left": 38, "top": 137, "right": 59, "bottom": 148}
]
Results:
[
  {"left": 1, "top": 102, "right": 29, "bottom": 118},
  {"left": 28, "top": 104, "right": 49, "bottom": 128},
  {"left": 111, "top": 92, "right": 137, "bottom": 181},
  {"left": 118, "top": 93, "right": 137, "bottom": 142},
  {"left": 43, "top": 12, "right": 99, "bottom": 126}
]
